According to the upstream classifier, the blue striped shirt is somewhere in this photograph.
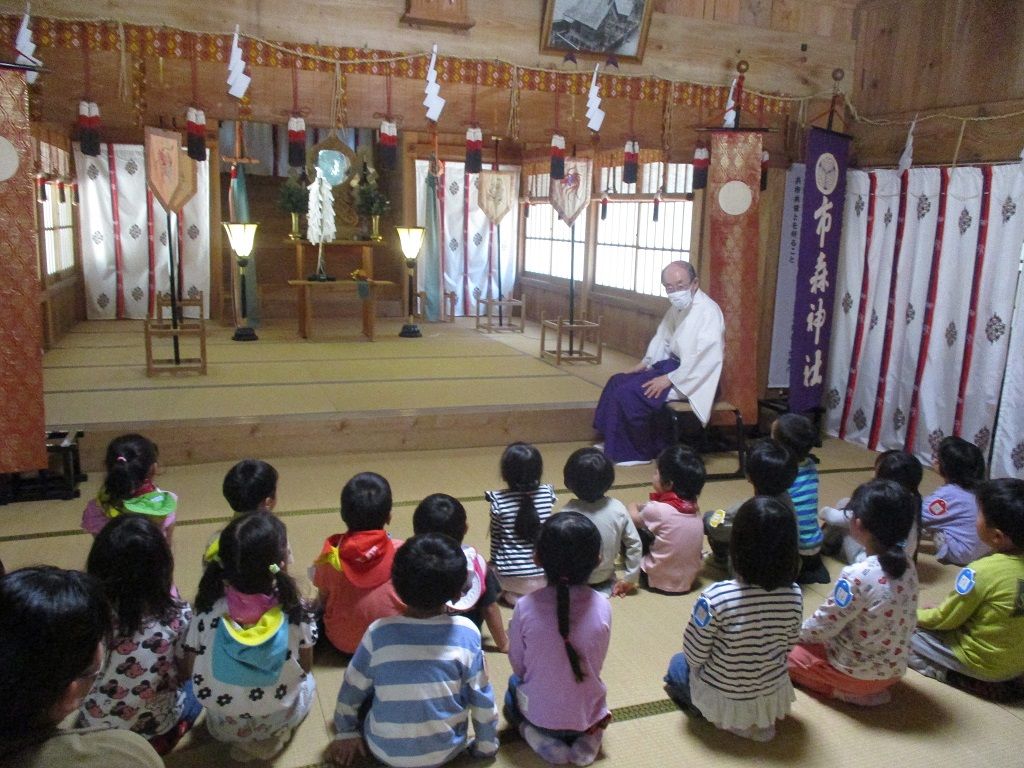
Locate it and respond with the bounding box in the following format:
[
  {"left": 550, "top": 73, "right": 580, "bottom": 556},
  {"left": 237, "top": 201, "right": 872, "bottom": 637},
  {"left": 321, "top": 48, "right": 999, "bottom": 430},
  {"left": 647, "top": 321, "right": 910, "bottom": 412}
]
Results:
[
  {"left": 334, "top": 615, "right": 499, "bottom": 767},
  {"left": 789, "top": 460, "right": 823, "bottom": 552}
]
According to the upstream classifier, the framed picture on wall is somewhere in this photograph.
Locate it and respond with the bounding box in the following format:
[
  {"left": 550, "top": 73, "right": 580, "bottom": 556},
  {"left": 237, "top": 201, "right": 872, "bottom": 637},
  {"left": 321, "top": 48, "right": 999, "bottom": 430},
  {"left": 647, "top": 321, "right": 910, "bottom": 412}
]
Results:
[{"left": 541, "top": 0, "right": 654, "bottom": 64}]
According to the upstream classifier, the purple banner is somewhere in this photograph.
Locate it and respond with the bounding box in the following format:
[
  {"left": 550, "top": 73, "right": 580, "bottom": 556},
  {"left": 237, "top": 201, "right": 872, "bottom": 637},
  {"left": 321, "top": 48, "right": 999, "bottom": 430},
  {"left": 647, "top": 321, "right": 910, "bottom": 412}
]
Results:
[{"left": 789, "top": 127, "right": 851, "bottom": 413}]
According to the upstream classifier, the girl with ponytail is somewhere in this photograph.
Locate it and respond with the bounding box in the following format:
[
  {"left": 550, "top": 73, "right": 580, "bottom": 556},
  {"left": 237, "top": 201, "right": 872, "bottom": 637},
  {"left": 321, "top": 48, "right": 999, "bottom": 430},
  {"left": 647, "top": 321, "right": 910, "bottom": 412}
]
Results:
[
  {"left": 505, "top": 513, "right": 611, "bottom": 766},
  {"left": 485, "top": 442, "right": 556, "bottom": 604},
  {"left": 789, "top": 479, "right": 919, "bottom": 706},
  {"left": 81, "top": 433, "right": 177, "bottom": 543}
]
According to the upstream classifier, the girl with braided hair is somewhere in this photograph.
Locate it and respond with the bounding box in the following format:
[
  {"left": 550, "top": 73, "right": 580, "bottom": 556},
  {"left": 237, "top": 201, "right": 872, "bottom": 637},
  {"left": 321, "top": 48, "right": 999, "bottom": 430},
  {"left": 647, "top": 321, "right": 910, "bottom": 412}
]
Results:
[{"left": 505, "top": 512, "right": 611, "bottom": 766}]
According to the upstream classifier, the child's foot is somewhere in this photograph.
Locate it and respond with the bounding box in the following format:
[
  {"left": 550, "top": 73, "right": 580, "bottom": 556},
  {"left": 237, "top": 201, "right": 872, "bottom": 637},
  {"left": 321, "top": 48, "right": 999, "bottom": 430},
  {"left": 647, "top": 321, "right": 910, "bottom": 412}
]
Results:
[
  {"left": 726, "top": 724, "right": 776, "bottom": 742},
  {"left": 832, "top": 688, "right": 892, "bottom": 706},
  {"left": 568, "top": 732, "right": 602, "bottom": 766},
  {"left": 520, "top": 723, "right": 571, "bottom": 764}
]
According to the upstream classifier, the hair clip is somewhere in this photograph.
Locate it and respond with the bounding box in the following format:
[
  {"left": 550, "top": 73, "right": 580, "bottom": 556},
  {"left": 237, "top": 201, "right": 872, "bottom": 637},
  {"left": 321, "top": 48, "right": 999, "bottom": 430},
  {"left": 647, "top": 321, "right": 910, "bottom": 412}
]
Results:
[
  {"left": 115, "top": 455, "right": 128, "bottom": 463},
  {"left": 895, "top": 539, "right": 907, "bottom": 549},
  {"left": 268, "top": 563, "right": 281, "bottom": 575}
]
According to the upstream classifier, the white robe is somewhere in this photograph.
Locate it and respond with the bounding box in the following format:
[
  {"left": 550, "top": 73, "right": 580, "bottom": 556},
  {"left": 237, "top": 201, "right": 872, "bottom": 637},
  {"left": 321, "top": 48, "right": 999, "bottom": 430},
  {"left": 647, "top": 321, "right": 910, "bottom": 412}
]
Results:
[{"left": 641, "top": 289, "right": 725, "bottom": 426}]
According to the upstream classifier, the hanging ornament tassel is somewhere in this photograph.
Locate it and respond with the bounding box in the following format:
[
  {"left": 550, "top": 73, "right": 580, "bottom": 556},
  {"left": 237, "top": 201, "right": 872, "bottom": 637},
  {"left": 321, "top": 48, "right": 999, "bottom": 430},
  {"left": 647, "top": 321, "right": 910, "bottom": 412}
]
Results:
[
  {"left": 600, "top": 192, "right": 608, "bottom": 220},
  {"left": 78, "top": 101, "right": 101, "bottom": 157},
  {"left": 57, "top": 179, "right": 66, "bottom": 204},
  {"left": 287, "top": 115, "right": 306, "bottom": 168},
  {"left": 692, "top": 141, "right": 709, "bottom": 190},
  {"left": 35, "top": 172, "right": 47, "bottom": 203},
  {"left": 550, "top": 133, "right": 566, "bottom": 180},
  {"left": 465, "top": 126, "right": 483, "bottom": 174},
  {"left": 523, "top": 194, "right": 531, "bottom": 219},
  {"left": 760, "top": 150, "right": 769, "bottom": 191},
  {"left": 379, "top": 119, "right": 398, "bottom": 170},
  {"left": 623, "top": 139, "right": 639, "bottom": 185},
  {"left": 70, "top": 180, "right": 79, "bottom": 206},
  {"left": 653, "top": 190, "right": 661, "bottom": 222},
  {"left": 186, "top": 107, "right": 207, "bottom": 161}
]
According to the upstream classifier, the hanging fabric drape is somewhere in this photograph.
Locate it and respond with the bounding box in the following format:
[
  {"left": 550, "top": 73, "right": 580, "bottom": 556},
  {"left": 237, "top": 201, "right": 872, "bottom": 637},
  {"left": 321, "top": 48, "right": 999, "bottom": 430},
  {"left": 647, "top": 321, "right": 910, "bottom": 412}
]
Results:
[
  {"left": 416, "top": 159, "right": 519, "bottom": 318},
  {"left": 418, "top": 166, "right": 443, "bottom": 322},
  {"left": 823, "top": 163, "right": 1024, "bottom": 475},
  {"left": 74, "top": 143, "right": 210, "bottom": 320}
]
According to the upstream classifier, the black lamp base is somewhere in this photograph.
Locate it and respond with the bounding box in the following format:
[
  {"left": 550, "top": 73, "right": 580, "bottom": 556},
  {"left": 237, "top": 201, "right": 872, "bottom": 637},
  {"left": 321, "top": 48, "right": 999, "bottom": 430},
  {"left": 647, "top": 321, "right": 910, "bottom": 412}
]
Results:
[
  {"left": 232, "top": 326, "right": 259, "bottom": 342},
  {"left": 399, "top": 323, "right": 422, "bottom": 338}
]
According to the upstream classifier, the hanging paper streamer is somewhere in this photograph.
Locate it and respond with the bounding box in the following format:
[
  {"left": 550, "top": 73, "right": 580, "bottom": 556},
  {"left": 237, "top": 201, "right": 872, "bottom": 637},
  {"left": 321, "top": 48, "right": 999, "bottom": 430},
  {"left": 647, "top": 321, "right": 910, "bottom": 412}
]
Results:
[
  {"left": 586, "top": 65, "right": 605, "bottom": 133},
  {"left": 186, "top": 107, "right": 206, "bottom": 162},
  {"left": 379, "top": 119, "right": 398, "bottom": 169},
  {"left": 723, "top": 74, "right": 744, "bottom": 128},
  {"left": 306, "top": 167, "right": 336, "bottom": 244},
  {"left": 78, "top": 101, "right": 101, "bottom": 157},
  {"left": 897, "top": 117, "right": 916, "bottom": 173},
  {"left": 693, "top": 141, "right": 709, "bottom": 190},
  {"left": 623, "top": 139, "right": 639, "bottom": 185},
  {"left": 760, "top": 150, "right": 769, "bottom": 190},
  {"left": 550, "top": 133, "right": 566, "bottom": 181},
  {"left": 465, "top": 126, "right": 483, "bottom": 174},
  {"left": 287, "top": 116, "right": 306, "bottom": 168},
  {"left": 227, "top": 25, "right": 251, "bottom": 99},
  {"left": 14, "top": 7, "right": 41, "bottom": 84},
  {"left": 423, "top": 44, "right": 445, "bottom": 122}
]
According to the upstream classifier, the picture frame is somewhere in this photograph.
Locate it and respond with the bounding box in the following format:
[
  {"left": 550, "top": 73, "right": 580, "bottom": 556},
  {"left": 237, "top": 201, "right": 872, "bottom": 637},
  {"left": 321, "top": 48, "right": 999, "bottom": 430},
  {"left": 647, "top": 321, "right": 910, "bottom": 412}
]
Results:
[{"left": 541, "top": 0, "right": 654, "bottom": 64}]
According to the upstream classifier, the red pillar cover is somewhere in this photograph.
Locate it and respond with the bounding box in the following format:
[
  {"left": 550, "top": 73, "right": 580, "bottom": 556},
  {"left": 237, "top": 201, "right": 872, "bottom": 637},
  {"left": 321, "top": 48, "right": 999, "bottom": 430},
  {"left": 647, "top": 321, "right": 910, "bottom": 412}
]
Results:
[
  {"left": 0, "top": 69, "right": 47, "bottom": 472},
  {"left": 707, "top": 130, "right": 763, "bottom": 424}
]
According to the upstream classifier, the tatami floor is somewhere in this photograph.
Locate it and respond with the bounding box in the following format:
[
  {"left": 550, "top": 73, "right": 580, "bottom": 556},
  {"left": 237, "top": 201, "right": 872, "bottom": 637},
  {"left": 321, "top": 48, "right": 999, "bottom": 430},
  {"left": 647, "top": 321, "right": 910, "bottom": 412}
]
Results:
[{"left": 3, "top": 317, "right": 1022, "bottom": 767}]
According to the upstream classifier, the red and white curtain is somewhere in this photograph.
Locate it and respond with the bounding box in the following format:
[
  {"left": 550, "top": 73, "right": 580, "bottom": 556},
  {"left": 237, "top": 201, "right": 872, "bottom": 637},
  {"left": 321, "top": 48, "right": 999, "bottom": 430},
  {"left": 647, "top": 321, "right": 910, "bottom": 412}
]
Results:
[
  {"left": 824, "top": 164, "right": 1024, "bottom": 477},
  {"left": 74, "top": 144, "right": 210, "bottom": 320},
  {"left": 414, "top": 159, "right": 519, "bottom": 318}
]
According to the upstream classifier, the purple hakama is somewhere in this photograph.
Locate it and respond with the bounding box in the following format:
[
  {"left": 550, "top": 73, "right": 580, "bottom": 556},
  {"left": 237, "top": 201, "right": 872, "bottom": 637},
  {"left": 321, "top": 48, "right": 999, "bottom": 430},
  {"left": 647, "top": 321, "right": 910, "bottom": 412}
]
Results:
[{"left": 593, "top": 357, "right": 680, "bottom": 463}]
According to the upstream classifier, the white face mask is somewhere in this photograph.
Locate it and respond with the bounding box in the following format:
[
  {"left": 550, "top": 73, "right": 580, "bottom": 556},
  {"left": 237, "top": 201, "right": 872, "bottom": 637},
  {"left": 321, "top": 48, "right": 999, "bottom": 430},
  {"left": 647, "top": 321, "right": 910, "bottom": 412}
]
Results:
[{"left": 667, "top": 289, "right": 693, "bottom": 311}]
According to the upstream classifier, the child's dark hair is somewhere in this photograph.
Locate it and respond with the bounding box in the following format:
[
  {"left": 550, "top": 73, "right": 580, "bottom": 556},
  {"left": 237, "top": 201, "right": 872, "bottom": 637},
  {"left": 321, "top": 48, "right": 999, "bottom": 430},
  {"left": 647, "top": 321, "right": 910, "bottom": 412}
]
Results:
[
  {"left": 87, "top": 514, "right": 177, "bottom": 637},
  {"left": 0, "top": 567, "right": 112, "bottom": 737},
  {"left": 501, "top": 442, "right": 544, "bottom": 542},
  {"left": 745, "top": 439, "right": 798, "bottom": 497},
  {"left": 773, "top": 413, "right": 818, "bottom": 462},
  {"left": 196, "top": 513, "right": 305, "bottom": 624},
  {"left": 976, "top": 478, "right": 1024, "bottom": 549},
  {"left": 656, "top": 445, "right": 706, "bottom": 501},
  {"left": 413, "top": 493, "right": 467, "bottom": 542},
  {"left": 563, "top": 447, "right": 614, "bottom": 503},
  {"left": 103, "top": 433, "right": 158, "bottom": 506},
  {"left": 936, "top": 436, "right": 986, "bottom": 490},
  {"left": 875, "top": 450, "right": 923, "bottom": 559},
  {"left": 730, "top": 496, "right": 800, "bottom": 590},
  {"left": 223, "top": 459, "right": 279, "bottom": 514},
  {"left": 392, "top": 533, "right": 467, "bottom": 610},
  {"left": 848, "top": 479, "right": 916, "bottom": 579},
  {"left": 535, "top": 512, "right": 601, "bottom": 683},
  {"left": 340, "top": 472, "right": 393, "bottom": 532}
]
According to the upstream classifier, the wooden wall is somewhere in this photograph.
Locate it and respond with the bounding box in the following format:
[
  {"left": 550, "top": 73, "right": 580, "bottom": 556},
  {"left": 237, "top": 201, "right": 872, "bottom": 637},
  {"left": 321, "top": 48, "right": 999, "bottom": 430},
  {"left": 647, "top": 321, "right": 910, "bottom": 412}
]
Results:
[{"left": 852, "top": 0, "right": 1024, "bottom": 166}]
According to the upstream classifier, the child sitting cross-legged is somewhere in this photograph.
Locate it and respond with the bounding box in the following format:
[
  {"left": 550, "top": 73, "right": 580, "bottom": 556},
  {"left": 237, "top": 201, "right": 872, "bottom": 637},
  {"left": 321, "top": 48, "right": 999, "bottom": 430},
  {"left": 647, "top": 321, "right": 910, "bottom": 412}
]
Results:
[
  {"left": 628, "top": 445, "right": 707, "bottom": 594},
  {"left": 910, "top": 478, "right": 1024, "bottom": 701},
  {"left": 413, "top": 493, "right": 508, "bottom": 652},
  {"left": 313, "top": 472, "right": 404, "bottom": 656},
  {"left": 788, "top": 479, "right": 919, "bottom": 706},
  {"left": 561, "top": 447, "right": 643, "bottom": 597},
  {"left": 920, "top": 436, "right": 990, "bottom": 566},
  {"left": 328, "top": 533, "right": 499, "bottom": 768}
]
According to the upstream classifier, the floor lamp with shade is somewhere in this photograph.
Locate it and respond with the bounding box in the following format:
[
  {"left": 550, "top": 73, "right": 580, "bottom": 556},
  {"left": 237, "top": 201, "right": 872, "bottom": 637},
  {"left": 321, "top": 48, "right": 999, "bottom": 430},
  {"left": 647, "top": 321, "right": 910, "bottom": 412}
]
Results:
[
  {"left": 222, "top": 222, "right": 259, "bottom": 342},
  {"left": 396, "top": 226, "right": 425, "bottom": 338}
]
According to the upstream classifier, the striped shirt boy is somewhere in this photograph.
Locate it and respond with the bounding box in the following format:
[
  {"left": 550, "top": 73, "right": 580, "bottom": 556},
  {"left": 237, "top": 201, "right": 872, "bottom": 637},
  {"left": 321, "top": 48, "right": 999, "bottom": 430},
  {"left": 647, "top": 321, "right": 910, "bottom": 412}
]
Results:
[
  {"left": 789, "top": 460, "right": 823, "bottom": 554},
  {"left": 334, "top": 614, "right": 499, "bottom": 767},
  {"left": 485, "top": 485, "right": 556, "bottom": 577}
]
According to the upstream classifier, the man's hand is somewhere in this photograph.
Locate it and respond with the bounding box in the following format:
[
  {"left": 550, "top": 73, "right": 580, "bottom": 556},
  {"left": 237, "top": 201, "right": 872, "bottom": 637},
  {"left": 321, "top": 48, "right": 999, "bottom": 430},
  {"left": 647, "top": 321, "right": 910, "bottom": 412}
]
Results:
[
  {"left": 327, "top": 737, "right": 367, "bottom": 766},
  {"left": 642, "top": 374, "right": 672, "bottom": 398}
]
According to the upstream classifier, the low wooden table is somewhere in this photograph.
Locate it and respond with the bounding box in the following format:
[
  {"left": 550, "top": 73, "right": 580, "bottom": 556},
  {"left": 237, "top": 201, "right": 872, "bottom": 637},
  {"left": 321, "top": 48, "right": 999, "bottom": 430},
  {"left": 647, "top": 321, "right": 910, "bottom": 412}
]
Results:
[{"left": 288, "top": 279, "right": 394, "bottom": 341}]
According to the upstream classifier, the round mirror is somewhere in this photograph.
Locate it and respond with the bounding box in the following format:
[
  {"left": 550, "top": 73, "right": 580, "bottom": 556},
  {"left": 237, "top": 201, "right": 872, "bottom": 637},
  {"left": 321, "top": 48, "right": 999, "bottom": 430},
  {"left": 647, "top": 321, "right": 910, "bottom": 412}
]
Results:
[
  {"left": 0, "top": 138, "right": 20, "bottom": 182},
  {"left": 717, "top": 180, "right": 753, "bottom": 216}
]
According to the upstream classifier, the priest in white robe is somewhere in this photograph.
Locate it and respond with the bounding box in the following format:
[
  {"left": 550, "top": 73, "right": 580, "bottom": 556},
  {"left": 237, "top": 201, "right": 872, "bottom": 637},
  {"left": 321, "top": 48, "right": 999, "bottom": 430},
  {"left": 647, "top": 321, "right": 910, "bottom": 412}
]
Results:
[{"left": 593, "top": 261, "right": 725, "bottom": 465}]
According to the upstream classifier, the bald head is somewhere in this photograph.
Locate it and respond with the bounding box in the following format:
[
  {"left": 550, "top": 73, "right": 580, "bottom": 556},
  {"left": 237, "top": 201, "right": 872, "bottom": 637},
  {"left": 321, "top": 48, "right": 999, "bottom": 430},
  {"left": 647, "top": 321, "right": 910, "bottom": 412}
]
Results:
[{"left": 661, "top": 261, "right": 697, "bottom": 293}]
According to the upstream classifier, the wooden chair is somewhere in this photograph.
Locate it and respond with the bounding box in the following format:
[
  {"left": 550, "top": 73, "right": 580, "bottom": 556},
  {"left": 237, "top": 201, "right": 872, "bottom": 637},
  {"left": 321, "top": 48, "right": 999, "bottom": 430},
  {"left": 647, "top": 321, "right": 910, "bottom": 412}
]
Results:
[
  {"left": 661, "top": 385, "right": 746, "bottom": 480},
  {"left": 144, "top": 292, "right": 207, "bottom": 376}
]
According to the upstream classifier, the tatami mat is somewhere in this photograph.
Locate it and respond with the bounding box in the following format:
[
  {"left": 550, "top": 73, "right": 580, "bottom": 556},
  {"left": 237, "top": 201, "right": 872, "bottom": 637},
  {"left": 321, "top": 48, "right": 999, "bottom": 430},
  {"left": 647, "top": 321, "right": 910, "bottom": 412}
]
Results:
[{"left": 6, "top": 320, "right": 1020, "bottom": 766}]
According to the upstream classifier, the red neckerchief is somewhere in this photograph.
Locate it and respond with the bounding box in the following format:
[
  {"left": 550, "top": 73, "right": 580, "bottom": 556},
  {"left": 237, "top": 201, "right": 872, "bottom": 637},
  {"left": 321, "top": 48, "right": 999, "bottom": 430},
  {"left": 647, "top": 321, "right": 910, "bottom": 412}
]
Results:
[{"left": 649, "top": 491, "right": 698, "bottom": 515}]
